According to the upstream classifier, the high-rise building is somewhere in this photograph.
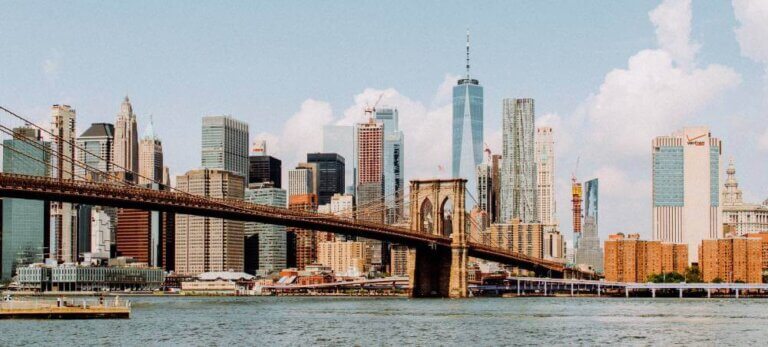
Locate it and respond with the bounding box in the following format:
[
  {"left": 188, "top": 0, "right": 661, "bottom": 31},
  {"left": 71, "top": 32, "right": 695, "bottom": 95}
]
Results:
[
  {"left": 75, "top": 123, "right": 114, "bottom": 180},
  {"left": 355, "top": 118, "right": 386, "bottom": 270},
  {"left": 535, "top": 127, "right": 556, "bottom": 233},
  {"left": 491, "top": 154, "right": 502, "bottom": 223},
  {"left": 317, "top": 241, "right": 366, "bottom": 276},
  {"left": 175, "top": 169, "right": 245, "bottom": 275},
  {"left": 390, "top": 244, "right": 409, "bottom": 277},
  {"left": 322, "top": 125, "right": 354, "bottom": 193},
  {"left": 1, "top": 127, "right": 50, "bottom": 280},
  {"left": 288, "top": 167, "right": 313, "bottom": 198},
  {"left": 307, "top": 153, "right": 345, "bottom": 206},
  {"left": 138, "top": 117, "right": 163, "bottom": 185},
  {"left": 721, "top": 160, "right": 768, "bottom": 235},
  {"left": 745, "top": 233, "right": 768, "bottom": 273},
  {"left": 500, "top": 98, "right": 537, "bottom": 224},
  {"left": 571, "top": 178, "right": 583, "bottom": 253},
  {"left": 248, "top": 155, "right": 282, "bottom": 188},
  {"left": 244, "top": 184, "right": 287, "bottom": 274},
  {"left": 476, "top": 162, "right": 492, "bottom": 216},
  {"left": 603, "top": 233, "right": 688, "bottom": 283},
  {"left": 115, "top": 206, "right": 174, "bottom": 269},
  {"left": 653, "top": 127, "right": 722, "bottom": 263},
  {"left": 575, "top": 178, "right": 603, "bottom": 273},
  {"left": 90, "top": 208, "right": 112, "bottom": 257},
  {"left": 699, "top": 237, "right": 762, "bottom": 283},
  {"left": 113, "top": 96, "right": 139, "bottom": 177},
  {"left": 375, "top": 107, "right": 405, "bottom": 224},
  {"left": 289, "top": 194, "right": 318, "bottom": 270},
  {"left": 452, "top": 31, "right": 484, "bottom": 197},
  {"left": 489, "top": 220, "right": 543, "bottom": 260},
  {"left": 201, "top": 115, "right": 249, "bottom": 180},
  {"left": 50, "top": 104, "right": 77, "bottom": 262},
  {"left": 543, "top": 230, "right": 565, "bottom": 261}
]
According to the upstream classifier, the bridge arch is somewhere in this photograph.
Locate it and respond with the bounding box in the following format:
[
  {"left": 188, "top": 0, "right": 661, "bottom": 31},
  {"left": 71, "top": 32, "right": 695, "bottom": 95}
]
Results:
[
  {"left": 420, "top": 198, "right": 434, "bottom": 234},
  {"left": 439, "top": 197, "right": 453, "bottom": 238}
]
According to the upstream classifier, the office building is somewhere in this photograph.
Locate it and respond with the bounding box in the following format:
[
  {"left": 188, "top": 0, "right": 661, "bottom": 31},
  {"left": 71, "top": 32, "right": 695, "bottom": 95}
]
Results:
[
  {"left": 721, "top": 160, "right": 768, "bottom": 235},
  {"left": 653, "top": 127, "right": 722, "bottom": 263},
  {"left": 699, "top": 237, "right": 762, "bottom": 283},
  {"left": 1, "top": 127, "right": 50, "bottom": 280},
  {"left": 201, "top": 115, "right": 249, "bottom": 180},
  {"left": 113, "top": 96, "right": 139, "bottom": 178},
  {"left": 476, "top": 162, "right": 492, "bottom": 215},
  {"left": 575, "top": 179, "right": 603, "bottom": 273},
  {"left": 500, "top": 98, "right": 537, "bottom": 224},
  {"left": 288, "top": 166, "right": 314, "bottom": 198},
  {"left": 116, "top": 205, "right": 174, "bottom": 270},
  {"left": 75, "top": 123, "right": 114, "bottom": 180},
  {"left": 452, "top": 31, "right": 484, "bottom": 197},
  {"left": 356, "top": 118, "right": 386, "bottom": 270},
  {"left": 489, "top": 220, "right": 543, "bottom": 259},
  {"left": 175, "top": 169, "right": 245, "bottom": 275},
  {"left": 317, "top": 241, "right": 366, "bottom": 276},
  {"left": 535, "top": 127, "right": 556, "bottom": 233},
  {"left": 244, "top": 184, "right": 287, "bottom": 273},
  {"left": 322, "top": 125, "right": 354, "bottom": 192},
  {"left": 307, "top": 153, "right": 345, "bottom": 205},
  {"left": 248, "top": 155, "right": 282, "bottom": 188},
  {"left": 375, "top": 107, "right": 405, "bottom": 224},
  {"left": 90, "top": 208, "right": 112, "bottom": 257},
  {"left": 603, "top": 233, "right": 688, "bottom": 283},
  {"left": 289, "top": 194, "right": 318, "bottom": 270},
  {"left": 50, "top": 104, "right": 77, "bottom": 263},
  {"left": 138, "top": 117, "right": 163, "bottom": 185}
]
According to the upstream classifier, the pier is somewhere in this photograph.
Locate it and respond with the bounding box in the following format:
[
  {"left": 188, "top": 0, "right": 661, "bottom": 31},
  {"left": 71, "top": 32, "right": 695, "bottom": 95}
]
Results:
[{"left": 0, "top": 297, "right": 131, "bottom": 319}]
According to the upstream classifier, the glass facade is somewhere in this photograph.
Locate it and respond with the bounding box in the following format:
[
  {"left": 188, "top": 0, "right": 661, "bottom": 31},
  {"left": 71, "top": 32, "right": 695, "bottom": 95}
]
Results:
[
  {"left": 452, "top": 80, "right": 484, "bottom": 186},
  {"left": 652, "top": 147, "right": 684, "bottom": 206},
  {"left": 710, "top": 146, "right": 719, "bottom": 207},
  {"left": 2, "top": 132, "right": 50, "bottom": 280},
  {"left": 375, "top": 108, "right": 404, "bottom": 224},
  {"left": 245, "top": 187, "right": 287, "bottom": 273},
  {"left": 201, "top": 115, "right": 249, "bottom": 180},
  {"left": 307, "top": 153, "right": 345, "bottom": 205}
]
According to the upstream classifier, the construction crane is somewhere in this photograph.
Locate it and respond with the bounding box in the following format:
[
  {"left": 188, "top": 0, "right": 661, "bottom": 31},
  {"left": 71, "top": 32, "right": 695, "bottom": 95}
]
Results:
[{"left": 363, "top": 92, "right": 385, "bottom": 119}]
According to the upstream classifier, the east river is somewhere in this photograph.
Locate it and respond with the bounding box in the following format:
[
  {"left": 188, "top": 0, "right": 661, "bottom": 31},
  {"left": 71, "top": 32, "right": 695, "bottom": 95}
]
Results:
[{"left": 2, "top": 296, "right": 768, "bottom": 345}]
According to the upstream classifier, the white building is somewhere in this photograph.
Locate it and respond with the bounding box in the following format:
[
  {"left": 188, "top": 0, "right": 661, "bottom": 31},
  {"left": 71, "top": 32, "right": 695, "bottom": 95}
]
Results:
[
  {"left": 90, "top": 208, "right": 111, "bottom": 257},
  {"left": 721, "top": 160, "right": 768, "bottom": 235},
  {"left": 652, "top": 127, "right": 721, "bottom": 263},
  {"left": 535, "top": 127, "right": 557, "bottom": 233},
  {"left": 288, "top": 167, "right": 314, "bottom": 198}
]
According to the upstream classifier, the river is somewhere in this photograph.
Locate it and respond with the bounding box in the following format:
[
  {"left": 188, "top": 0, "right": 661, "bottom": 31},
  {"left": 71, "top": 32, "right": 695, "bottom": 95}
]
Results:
[{"left": 2, "top": 296, "right": 767, "bottom": 345}]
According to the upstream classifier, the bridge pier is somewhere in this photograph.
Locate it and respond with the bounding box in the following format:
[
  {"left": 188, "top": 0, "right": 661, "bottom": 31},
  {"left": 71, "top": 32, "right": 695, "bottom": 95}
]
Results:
[{"left": 407, "top": 245, "right": 467, "bottom": 298}]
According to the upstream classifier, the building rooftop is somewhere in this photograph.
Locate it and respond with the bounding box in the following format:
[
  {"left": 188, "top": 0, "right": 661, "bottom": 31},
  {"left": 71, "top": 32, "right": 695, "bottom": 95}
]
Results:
[
  {"left": 197, "top": 272, "right": 255, "bottom": 281},
  {"left": 80, "top": 123, "right": 115, "bottom": 138}
]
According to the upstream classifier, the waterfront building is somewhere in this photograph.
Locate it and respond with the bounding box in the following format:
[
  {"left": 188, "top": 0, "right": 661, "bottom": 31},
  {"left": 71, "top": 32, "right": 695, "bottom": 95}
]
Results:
[
  {"left": 244, "top": 184, "right": 287, "bottom": 274},
  {"left": 113, "top": 96, "right": 139, "bottom": 178},
  {"left": 535, "top": 127, "right": 557, "bottom": 233},
  {"left": 500, "top": 98, "right": 537, "bottom": 224},
  {"left": 307, "top": 153, "right": 345, "bottom": 205},
  {"left": 288, "top": 166, "right": 314, "bottom": 198},
  {"left": 355, "top": 117, "right": 386, "bottom": 270},
  {"left": 721, "top": 160, "right": 768, "bottom": 235},
  {"left": 248, "top": 154, "right": 282, "bottom": 188},
  {"left": 201, "top": 115, "right": 249, "bottom": 180},
  {"left": 322, "top": 125, "right": 354, "bottom": 192},
  {"left": 317, "top": 241, "right": 366, "bottom": 276},
  {"left": 652, "top": 127, "right": 722, "bottom": 263},
  {"left": 390, "top": 244, "right": 409, "bottom": 277},
  {"left": 1, "top": 127, "right": 50, "bottom": 280},
  {"left": 138, "top": 117, "right": 163, "bottom": 185},
  {"left": 375, "top": 107, "right": 405, "bottom": 224},
  {"left": 575, "top": 178, "right": 603, "bottom": 272},
  {"left": 17, "top": 263, "right": 165, "bottom": 292},
  {"left": 745, "top": 233, "right": 768, "bottom": 272},
  {"left": 603, "top": 233, "right": 688, "bottom": 283},
  {"left": 175, "top": 169, "right": 245, "bottom": 275},
  {"left": 75, "top": 123, "right": 114, "bottom": 180},
  {"left": 452, "top": 31, "right": 484, "bottom": 198},
  {"left": 489, "top": 220, "right": 543, "bottom": 259},
  {"left": 50, "top": 104, "right": 77, "bottom": 263},
  {"left": 699, "top": 237, "right": 762, "bottom": 283},
  {"left": 288, "top": 194, "right": 319, "bottom": 270}
]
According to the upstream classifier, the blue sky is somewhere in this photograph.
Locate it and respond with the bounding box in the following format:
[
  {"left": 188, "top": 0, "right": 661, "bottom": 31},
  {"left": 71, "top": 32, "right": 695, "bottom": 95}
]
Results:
[{"left": 2, "top": 0, "right": 767, "bottom": 242}]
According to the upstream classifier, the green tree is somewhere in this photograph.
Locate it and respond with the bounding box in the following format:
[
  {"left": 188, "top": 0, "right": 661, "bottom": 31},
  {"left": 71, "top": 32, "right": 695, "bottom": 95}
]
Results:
[
  {"left": 712, "top": 277, "right": 724, "bottom": 283},
  {"left": 684, "top": 266, "right": 702, "bottom": 283},
  {"left": 648, "top": 272, "right": 684, "bottom": 283}
]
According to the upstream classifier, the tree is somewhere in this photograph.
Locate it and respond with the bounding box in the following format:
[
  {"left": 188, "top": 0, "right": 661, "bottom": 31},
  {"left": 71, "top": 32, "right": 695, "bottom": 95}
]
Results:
[
  {"left": 684, "top": 266, "right": 702, "bottom": 283},
  {"left": 648, "top": 272, "right": 684, "bottom": 283},
  {"left": 712, "top": 277, "right": 724, "bottom": 283}
]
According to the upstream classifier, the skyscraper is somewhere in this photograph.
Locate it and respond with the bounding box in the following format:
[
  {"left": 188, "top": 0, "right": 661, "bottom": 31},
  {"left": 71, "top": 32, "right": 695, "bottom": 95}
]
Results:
[
  {"left": 356, "top": 117, "right": 386, "bottom": 270},
  {"left": 113, "top": 96, "right": 139, "bottom": 178},
  {"left": 50, "top": 104, "right": 77, "bottom": 262},
  {"left": 500, "top": 98, "right": 537, "bottom": 224},
  {"left": 175, "top": 169, "right": 245, "bottom": 275},
  {"left": 307, "top": 153, "right": 345, "bottom": 206},
  {"left": 76, "top": 123, "right": 114, "bottom": 180},
  {"left": 201, "top": 115, "right": 249, "bottom": 180},
  {"left": 535, "top": 127, "right": 556, "bottom": 232},
  {"left": 245, "top": 183, "right": 287, "bottom": 274},
  {"left": 452, "top": 31, "right": 484, "bottom": 195},
  {"left": 288, "top": 167, "right": 314, "bottom": 198},
  {"left": 652, "top": 127, "right": 721, "bottom": 263},
  {"left": 248, "top": 142, "right": 282, "bottom": 188},
  {"left": 575, "top": 178, "right": 603, "bottom": 272},
  {"left": 323, "top": 125, "right": 354, "bottom": 193},
  {"left": 571, "top": 178, "right": 583, "bottom": 251},
  {"left": 1, "top": 127, "right": 50, "bottom": 280},
  {"left": 138, "top": 117, "right": 163, "bottom": 185},
  {"left": 375, "top": 107, "right": 405, "bottom": 224},
  {"left": 476, "top": 162, "right": 492, "bottom": 215}
]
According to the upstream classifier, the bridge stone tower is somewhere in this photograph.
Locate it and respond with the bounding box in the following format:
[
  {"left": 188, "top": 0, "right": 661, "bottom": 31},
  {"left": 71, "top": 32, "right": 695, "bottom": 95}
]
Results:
[{"left": 407, "top": 179, "right": 468, "bottom": 298}]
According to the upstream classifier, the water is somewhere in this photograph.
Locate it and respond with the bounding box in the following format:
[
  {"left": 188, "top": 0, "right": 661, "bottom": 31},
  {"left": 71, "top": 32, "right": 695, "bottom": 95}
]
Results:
[{"left": 2, "top": 296, "right": 768, "bottom": 345}]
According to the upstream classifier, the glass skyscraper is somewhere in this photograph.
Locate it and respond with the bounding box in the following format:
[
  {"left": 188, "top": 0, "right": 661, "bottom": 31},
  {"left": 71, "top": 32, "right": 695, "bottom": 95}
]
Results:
[
  {"left": 375, "top": 107, "right": 404, "bottom": 224},
  {"left": 575, "top": 178, "right": 603, "bottom": 273},
  {"left": 201, "top": 115, "right": 249, "bottom": 180},
  {"left": 2, "top": 127, "right": 50, "bottom": 280},
  {"left": 245, "top": 185, "right": 287, "bottom": 274},
  {"left": 452, "top": 32, "right": 483, "bottom": 200}
]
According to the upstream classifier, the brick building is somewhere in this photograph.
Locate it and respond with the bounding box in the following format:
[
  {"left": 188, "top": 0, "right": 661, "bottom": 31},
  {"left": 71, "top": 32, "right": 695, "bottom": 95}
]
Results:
[
  {"left": 699, "top": 237, "right": 762, "bottom": 283},
  {"left": 603, "top": 233, "right": 687, "bottom": 283}
]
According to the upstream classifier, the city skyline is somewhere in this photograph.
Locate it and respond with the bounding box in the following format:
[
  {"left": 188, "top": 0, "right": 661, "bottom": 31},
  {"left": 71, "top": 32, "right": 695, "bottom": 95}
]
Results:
[{"left": 2, "top": 0, "right": 768, "bottom": 244}]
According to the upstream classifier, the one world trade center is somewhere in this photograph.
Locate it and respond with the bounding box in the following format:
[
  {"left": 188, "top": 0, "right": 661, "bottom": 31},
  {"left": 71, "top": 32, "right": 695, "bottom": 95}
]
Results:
[{"left": 452, "top": 31, "right": 483, "bottom": 202}]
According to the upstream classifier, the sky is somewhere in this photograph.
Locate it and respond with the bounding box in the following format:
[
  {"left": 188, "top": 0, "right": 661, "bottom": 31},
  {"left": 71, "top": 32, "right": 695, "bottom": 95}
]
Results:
[{"left": 2, "top": 0, "right": 768, "bottom": 244}]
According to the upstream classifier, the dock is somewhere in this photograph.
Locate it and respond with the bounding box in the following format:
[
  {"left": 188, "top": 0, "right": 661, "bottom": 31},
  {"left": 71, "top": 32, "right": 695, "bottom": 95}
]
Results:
[{"left": 0, "top": 297, "right": 130, "bottom": 319}]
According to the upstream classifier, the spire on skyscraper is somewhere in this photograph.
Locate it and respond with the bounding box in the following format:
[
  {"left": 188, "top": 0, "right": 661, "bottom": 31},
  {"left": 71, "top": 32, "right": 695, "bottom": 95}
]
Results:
[
  {"left": 142, "top": 114, "right": 158, "bottom": 140},
  {"left": 466, "top": 29, "right": 470, "bottom": 79}
]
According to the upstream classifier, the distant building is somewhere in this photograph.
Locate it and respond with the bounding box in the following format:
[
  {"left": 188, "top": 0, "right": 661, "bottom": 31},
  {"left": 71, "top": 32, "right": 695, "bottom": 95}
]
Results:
[
  {"left": 476, "top": 162, "right": 492, "bottom": 215},
  {"left": 355, "top": 118, "right": 386, "bottom": 270},
  {"left": 75, "top": 123, "right": 114, "bottom": 179},
  {"left": 248, "top": 155, "right": 282, "bottom": 188},
  {"left": 721, "top": 160, "right": 768, "bottom": 235},
  {"left": 1, "top": 127, "right": 51, "bottom": 280},
  {"left": 653, "top": 127, "right": 722, "bottom": 263},
  {"left": 452, "top": 31, "right": 484, "bottom": 200},
  {"left": 575, "top": 179, "right": 603, "bottom": 273},
  {"left": 322, "top": 125, "right": 354, "bottom": 193},
  {"left": 571, "top": 178, "right": 583, "bottom": 250},
  {"left": 90, "top": 208, "right": 112, "bottom": 257},
  {"left": 699, "top": 237, "right": 762, "bottom": 283},
  {"left": 500, "top": 98, "right": 537, "bottom": 224},
  {"left": 543, "top": 230, "right": 565, "bottom": 261},
  {"left": 317, "top": 241, "right": 366, "bottom": 276},
  {"left": 535, "top": 127, "right": 556, "bottom": 233},
  {"left": 116, "top": 203, "right": 175, "bottom": 270},
  {"left": 603, "top": 233, "right": 688, "bottom": 283},
  {"left": 138, "top": 117, "right": 164, "bottom": 185},
  {"left": 745, "top": 233, "right": 768, "bottom": 273},
  {"left": 50, "top": 104, "right": 77, "bottom": 263},
  {"left": 375, "top": 107, "right": 405, "bottom": 224},
  {"left": 390, "top": 244, "right": 409, "bottom": 277},
  {"left": 307, "top": 153, "right": 345, "bottom": 205},
  {"left": 175, "top": 169, "right": 245, "bottom": 275},
  {"left": 288, "top": 167, "right": 314, "bottom": 198},
  {"left": 244, "top": 184, "right": 287, "bottom": 274},
  {"left": 113, "top": 96, "right": 139, "bottom": 178},
  {"left": 489, "top": 220, "right": 543, "bottom": 260},
  {"left": 201, "top": 115, "right": 249, "bottom": 180},
  {"left": 289, "top": 194, "right": 319, "bottom": 270}
]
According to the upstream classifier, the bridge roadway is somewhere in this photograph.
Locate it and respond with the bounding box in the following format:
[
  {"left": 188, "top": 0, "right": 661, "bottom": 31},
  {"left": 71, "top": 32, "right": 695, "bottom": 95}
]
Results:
[{"left": 0, "top": 173, "right": 568, "bottom": 274}]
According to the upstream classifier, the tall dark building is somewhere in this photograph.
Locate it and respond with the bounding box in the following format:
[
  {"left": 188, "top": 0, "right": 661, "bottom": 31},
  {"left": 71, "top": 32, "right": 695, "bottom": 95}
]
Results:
[
  {"left": 248, "top": 155, "right": 282, "bottom": 188},
  {"left": 306, "top": 153, "right": 345, "bottom": 205}
]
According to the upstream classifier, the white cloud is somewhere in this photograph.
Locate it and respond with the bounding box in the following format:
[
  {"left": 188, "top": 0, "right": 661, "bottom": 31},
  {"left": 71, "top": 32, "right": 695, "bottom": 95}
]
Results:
[
  {"left": 733, "top": 0, "right": 768, "bottom": 67},
  {"left": 649, "top": 0, "right": 700, "bottom": 68},
  {"left": 263, "top": 99, "right": 334, "bottom": 175}
]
